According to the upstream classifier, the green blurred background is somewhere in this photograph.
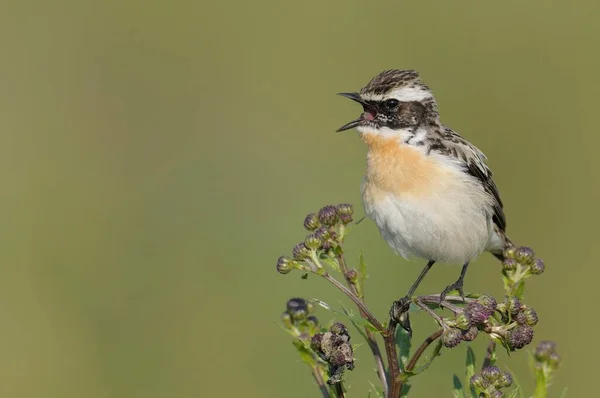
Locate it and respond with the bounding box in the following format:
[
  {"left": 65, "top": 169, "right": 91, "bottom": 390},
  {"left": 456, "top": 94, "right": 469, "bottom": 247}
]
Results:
[{"left": 1, "top": 0, "right": 598, "bottom": 396}]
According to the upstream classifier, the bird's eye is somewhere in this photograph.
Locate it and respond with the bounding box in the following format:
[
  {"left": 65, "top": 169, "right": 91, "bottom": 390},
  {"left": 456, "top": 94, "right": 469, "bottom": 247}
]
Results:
[{"left": 385, "top": 98, "right": 399, "bottom": 109}]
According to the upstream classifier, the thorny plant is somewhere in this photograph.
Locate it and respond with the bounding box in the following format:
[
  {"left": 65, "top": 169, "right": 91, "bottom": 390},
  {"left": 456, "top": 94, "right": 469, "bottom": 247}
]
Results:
[{"left": 276, "top": 204, "right": 562, "bottom": 398}]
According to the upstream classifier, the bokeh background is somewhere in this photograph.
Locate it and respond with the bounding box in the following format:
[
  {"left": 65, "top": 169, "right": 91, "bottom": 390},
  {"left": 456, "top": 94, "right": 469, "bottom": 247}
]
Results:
[{"left": 1, "top": 0, "right": 598, "bottom": 396}]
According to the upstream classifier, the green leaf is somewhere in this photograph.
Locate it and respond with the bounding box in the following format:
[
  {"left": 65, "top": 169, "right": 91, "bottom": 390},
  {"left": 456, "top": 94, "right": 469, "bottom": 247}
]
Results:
[
  {"left": 401, "top": 340, "right": 443, "bottom": 380},
  {"left": 514, "top": 280, "right": 526, "bottom": 298},
  {"left": 293, "top": 339, "right": 316, "bottom": 366},
  {"left": 395, "top": 326, "right": 412, "bottom": 371},
  {"left": 465, "top": 346, "right": 477, "bottom": 398},
  {"left": 368, "top": 382, "right": 385, "bottom": 398},
  {"left": 452, "top": 374, "right": 466, "bottom": 398}
]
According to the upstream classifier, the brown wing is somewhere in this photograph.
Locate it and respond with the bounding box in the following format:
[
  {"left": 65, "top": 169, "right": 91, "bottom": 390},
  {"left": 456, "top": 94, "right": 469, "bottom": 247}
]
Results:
[{"left": 432, "top": 127, "right": 506, "bottom": 231}]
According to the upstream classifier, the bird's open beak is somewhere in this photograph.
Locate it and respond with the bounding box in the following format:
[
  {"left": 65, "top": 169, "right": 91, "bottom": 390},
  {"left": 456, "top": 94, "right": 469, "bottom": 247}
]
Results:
[{"left": 336, "top": 92, "right": 376, "bottom": 132}]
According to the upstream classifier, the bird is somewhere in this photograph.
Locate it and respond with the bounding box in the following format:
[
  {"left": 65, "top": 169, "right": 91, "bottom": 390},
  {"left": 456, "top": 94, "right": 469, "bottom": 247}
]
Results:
[{"left": 336, "top": 69, "right": 513, "bottom": 323}]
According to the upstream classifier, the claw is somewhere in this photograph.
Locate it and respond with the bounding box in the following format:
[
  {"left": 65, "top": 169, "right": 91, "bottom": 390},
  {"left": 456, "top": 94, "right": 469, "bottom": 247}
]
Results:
[
  {"left": 390, "top": 296, "right": 412, "bottom": 334},
  {"left": 439, "top": 279, "right": 466, "bottom": 306}
]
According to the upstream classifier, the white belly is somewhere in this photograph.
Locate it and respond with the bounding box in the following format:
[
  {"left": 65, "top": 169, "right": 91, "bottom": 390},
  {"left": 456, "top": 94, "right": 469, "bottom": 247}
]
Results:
[{"left": 362, "top": 172, "right": 495, "bottom": 264}]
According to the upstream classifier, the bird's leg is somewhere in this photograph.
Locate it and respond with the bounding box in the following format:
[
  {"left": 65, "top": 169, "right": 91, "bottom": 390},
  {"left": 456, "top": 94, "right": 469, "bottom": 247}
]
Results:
[
  {"left": 390, "top": 260, "right": 435, "bottom": 334},
  {"left": 439, "top": 262, "right": 470, "bottom": 304}
]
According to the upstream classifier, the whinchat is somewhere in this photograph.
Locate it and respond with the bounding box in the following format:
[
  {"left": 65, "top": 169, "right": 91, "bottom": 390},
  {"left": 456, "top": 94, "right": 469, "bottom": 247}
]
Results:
[{"left": 337, "top": 70, "right": 513, "bottom": 327}]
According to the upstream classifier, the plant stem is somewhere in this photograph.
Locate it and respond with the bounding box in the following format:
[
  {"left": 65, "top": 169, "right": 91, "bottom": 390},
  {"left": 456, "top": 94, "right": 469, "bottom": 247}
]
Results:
[
  {"left": 311, "top": 366, "right": 331, "bottom": 398},
  {"left": 384, "top": 321, "right": 402, "bottom": 398},
  {"left": 395, "top": 329, "right": 444, "bottom": 395},
  {"left": 336, "top": 251, "right": 389, "bottom": 397},
  {"left": 482, "top": 341, "right": 496, "bottom": 369},
  {"left": 404, "top": 329, "right": 443, "bottom": 372},
  {"left": 321, "top": 273, "right": 384, "bottom": 331},
  {"left": 334, "top": 382, "right": 346, "bottom": 398}
]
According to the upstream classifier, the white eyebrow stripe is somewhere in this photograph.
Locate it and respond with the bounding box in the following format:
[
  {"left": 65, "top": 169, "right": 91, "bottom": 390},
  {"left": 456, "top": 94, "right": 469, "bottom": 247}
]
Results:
[{"left": 362, "top": 86, "right": 433, "bottom": 102}]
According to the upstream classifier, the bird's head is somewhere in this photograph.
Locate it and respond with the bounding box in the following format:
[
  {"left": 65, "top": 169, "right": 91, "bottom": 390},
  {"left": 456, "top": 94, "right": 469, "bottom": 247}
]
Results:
[{"left": 337, "top": 69, "right": 439, "bottom": 137}]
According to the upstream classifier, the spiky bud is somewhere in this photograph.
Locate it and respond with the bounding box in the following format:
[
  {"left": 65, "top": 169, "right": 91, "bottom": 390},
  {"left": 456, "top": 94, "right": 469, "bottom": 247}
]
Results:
[
  {"left": 306, "top": 315, "right": 319, "bottom": 328},
  {"left": 502, "top": 258, "right": 518, "bottom": 272},
  {"left": 442, "top": 328, "right": 463, "bottom": 348},
  {"left": 336, "top": 203, "right": 354, "bottom": 224},
  {"left": 304, "top": 233, "right": 322, "bottom": 250},
  {"left": 482, "top": 366, "right": 502, "bottom": 382},
  {"left": 330, "top": 322, "right": 349, "bottom": 338},
  {"left": 514, "top": 311, "right": 527, "bottom": 325},
  {"left": 503, "top": 246, "right": 516, "bottom": 259},
  {"left": 523, "top": 307, "right": 538, "bottom": 326},
  {"left": 455, "top": 313, "right": 471, "bottom": 330},
  {"left": 515, "top": 246, "right": 535, "bottom": 265},
  {"left": 276, "top": 256, "right": 293, "bottom": 274},
  {"left": 346, "top": 269, "right": 358, "bottom": 284},
  {"left": 470, "top": 374, "right": 488, "bottom": 391},
  {"left": 506, "top": 297, "right": 521, "bottom": 315},
  {"left": 292, "top": 242, "right": 311, "bottom": 261},
  {"left": 477, "top": 295, "right": 497, "bottom": 312},
  {"left": 314, "top": 227, "right": 331, "bottom": 241},
  {"left": 311, "top": 333, "right": 324, "bottom": 352},
  {"left": 303, "top": 213, "right": 321, "bottom": 231},
  {"left": 462, "top": 326, "right": 479, "bottom": 341},
  {"left": 466, "top": 302, "right": 492, "bottom": 325},
  {"left": 498, "top": 371, "right": 513, "bottom": 388},
  {"left": 286, "top": 298, "right": 308, "bottom": 321},
  {"left": 534, "top": 340, "right": 557, "bottom": 362},
  {"left": 508, "top": 325, "right": 534, "bottom": 350},
  {"left": 318, "top": 205, "right": 339, "bottom": 226},
  {"left": 281, "top": 312, "right": 293, "bottom": 328},
  {"left": 548, "top": 352, "right": 561, "bottom": 369},
  {"left": 490, "top": 391, "right": 504, "bottom": 398},
  {"left": 530, "top": 258, "right": 545, "bottom": 275}
]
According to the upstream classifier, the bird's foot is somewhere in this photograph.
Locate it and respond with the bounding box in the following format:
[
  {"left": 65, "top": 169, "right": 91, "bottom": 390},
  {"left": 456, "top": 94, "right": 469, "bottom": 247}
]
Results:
[
  {"left": 390, "top": 296, "right": 412, "bottom": 336},
  {"left": 439, "top": 277, "right": 466, "bottom": 306}
]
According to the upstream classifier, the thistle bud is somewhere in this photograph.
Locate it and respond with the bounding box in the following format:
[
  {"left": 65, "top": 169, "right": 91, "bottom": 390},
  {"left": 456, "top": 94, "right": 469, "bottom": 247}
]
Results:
[
  {"left": 306, "top": 315, "right": 319, "bottom": 328},
  {"left": 498, "top": 371, "right": 513, "bottom": 388},
  {"left": 314, "top": 227, "right": 331, "bottom": 241},
  {"left": 470, "top": 374, "right": 488, "bottom": 391},
  {"left": 514, "top": 311, "right": 527, "bottom": 325},
  {"left": 346, "top": 269, "right": 358, "bottom": 284},
  {"left": 336, "top": 203, "right": 354, "bottom": 224},
  {"left": 534, "top": 340, "right": 557, "bottom": 361},
  {"left": 515, "top": 246, "right": 535, "bottom": 265},
  {"left": 455, "top": 313, "right": 471, "bottom": 330},
  {"left": 303, "top": 213, "right": 321, "bottom": 231},
  {"left": 287, "top": 298, "right": 308, "bottom": 321},
  {"left": 292, "top": 242, "right": 311, "bottom": 261},
  {"left": 466, "top": 302, "right": 492, "bottom": 325},
  {"left": 530, "top": 258, "right": 545, "bottom": 275},
  {"left": 330, "top": 322, "right": 350, "bottom": 338},
  {"left": 490, "top": 391, "right": 504, "bottom": 398},
  {"left": 311, "top": 333, "right": 324, "bottom": 352},
  {"left": 304, "top": 233, "right": 322, "bottom": 250},
  {"left": 482, "top": 366, "right": 502, "bottom": 382},
  {"left": 502, "top": 258, "right": 518, "bottom": 272},
  {"left": 503, "top": 246, "right": 516, "bottom": 260},
  {"left": 508, "top": 325, "right": 534, "bottom": 350},
  {"left": 506, "top": 297, "right": 521, "bottom": 315},
  {"left": 281, "top": 312, "right": 293, "bottom": 328},
  {"left": 442, "top": 328, "right": 463, "bottom": 348},
  {"left": 318, "top": 205, "right": 339, "bottom": 226},
  {"left": 276, "top": 256, "right": 293, "bottom": 274},
  {"left": 548, "top": 352, "right": 561, "bottom": 369},
  {"left": 477, "top": 295, "right": 497, "bottom": 312},
  {"left": 461, "top": 326, "right": 479, "bottom": 341},
  {"left": 523, "top": 307, "right": 538, "bottom": 326}
]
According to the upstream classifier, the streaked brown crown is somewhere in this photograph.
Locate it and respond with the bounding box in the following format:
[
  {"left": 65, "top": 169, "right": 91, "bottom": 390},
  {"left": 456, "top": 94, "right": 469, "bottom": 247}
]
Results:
[{"left": 360, "top": 69, "right": 426, "bottom": 96}]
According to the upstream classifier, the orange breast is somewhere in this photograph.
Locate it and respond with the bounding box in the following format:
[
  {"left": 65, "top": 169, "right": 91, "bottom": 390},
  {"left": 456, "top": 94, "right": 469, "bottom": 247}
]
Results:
[{"left": 361, "top": 133, "right": 448, "bottom": 199}]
